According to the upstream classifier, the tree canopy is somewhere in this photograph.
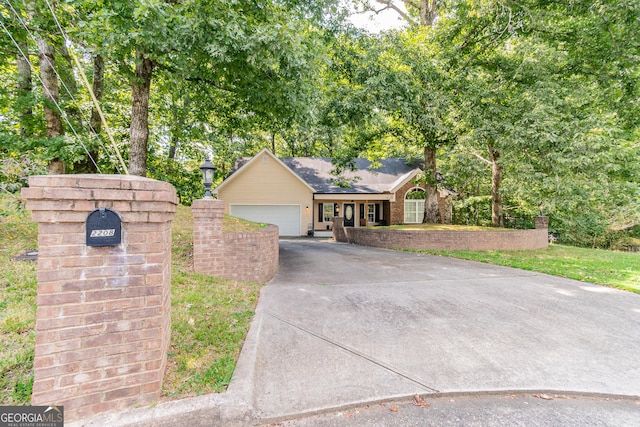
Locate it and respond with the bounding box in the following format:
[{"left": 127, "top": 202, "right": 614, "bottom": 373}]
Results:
[{"left": 0, "top": 0, "right": 637, "bottom": 248}]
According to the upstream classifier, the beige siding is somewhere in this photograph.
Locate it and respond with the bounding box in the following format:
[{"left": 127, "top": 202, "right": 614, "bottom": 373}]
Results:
[{"left": 217, "top": 153, "right": 313, "bottom": 235}]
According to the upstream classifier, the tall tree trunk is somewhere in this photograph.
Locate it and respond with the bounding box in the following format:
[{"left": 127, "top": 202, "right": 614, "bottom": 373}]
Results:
[
  {"left": 37, "top": 36, "right": 65, "bottom": 174},
  {"left": 419, "top": 0, "right": 440, "bottom": 223},
  {"left": 167, "top": 91, "right": 187, "bottom": 160},
  {"left": 419, "top": 0, "right": 439, "bottom": 26},
  {"left": 489, "top": 144, "right": 503, "bottom": 227},
  {"left": 89, "top": 54, "right": 104, "bottom": 134},
  {"left": 58, "top": 43, "right": 82, "bottom": 127},
  {"left": 422, "top": 146, "right": 440, "bottom": 223},
  {"left": 168, "top": 137, "right": 178, "bottom": 160},
  {"left": 16, "top": 40, "right": 32, "bottom": 137},
  {"left": 271, "top": 133, "right": 276, "bottom": 153},
  {"left": 129, "top": 51, "right": 154, "bottom": 177},
  {"left": 73, "top": 53, "right": 105, "bottom": 173}
]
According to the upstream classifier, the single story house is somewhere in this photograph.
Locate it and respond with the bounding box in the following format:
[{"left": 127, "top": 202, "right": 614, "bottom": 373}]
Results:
[{"left": 213, "top": 149, "right": 455, "bottom": 237}]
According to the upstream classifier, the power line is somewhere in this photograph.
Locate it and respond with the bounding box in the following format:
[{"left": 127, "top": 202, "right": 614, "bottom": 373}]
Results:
[
  {"left": 2, "top": 0, "right": 128, "bottom": 175},
  {"left": 42, "top": 0, "right": 128, "bottom": 174},
  {"left": 0, "top": 13, "right": 105, "bottom": 174},
  {"left": 0, "top": 3, "right": 104, "bottom": 173}
]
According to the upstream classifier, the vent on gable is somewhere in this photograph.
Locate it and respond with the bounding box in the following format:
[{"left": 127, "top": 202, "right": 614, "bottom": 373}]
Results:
[{"left": 263, "top": 155, "right": 269, "bottom": 163}]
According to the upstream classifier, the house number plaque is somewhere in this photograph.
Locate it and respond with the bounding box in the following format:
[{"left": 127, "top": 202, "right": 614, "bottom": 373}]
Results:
[{"left": 86, "top": 208, "right": 122, "bottom": 246}]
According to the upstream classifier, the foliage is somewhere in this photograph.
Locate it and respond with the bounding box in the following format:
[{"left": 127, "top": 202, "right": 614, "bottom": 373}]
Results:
[
  {"left": 146, "top": 153, "right": 204, "bottom": 206},
  {"left": 0, "top": 152, "right": 46, "bottom": 194},
  {"left": 432, "top": 0, "right": 640, "bottom": 244},
  {"left": 452, "top": 196, "right": 492, "bottom": 227},
  {"left": 0, "top": 0, "right": 638, "bottom": 247}
]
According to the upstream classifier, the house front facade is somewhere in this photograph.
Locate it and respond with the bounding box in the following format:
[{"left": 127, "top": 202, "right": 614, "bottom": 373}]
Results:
[{"left": 214, "top": 149, "right": 454, "bottom": 237}]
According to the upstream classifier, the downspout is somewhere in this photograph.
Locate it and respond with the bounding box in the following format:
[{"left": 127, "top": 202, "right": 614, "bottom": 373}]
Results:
[{"left": 312, "top": 193, "right": 315, "bottom": 236}]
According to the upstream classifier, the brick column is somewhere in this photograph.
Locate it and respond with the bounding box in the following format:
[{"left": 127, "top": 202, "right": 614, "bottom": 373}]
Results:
[
  {"left": 192, "top": 199, "right": 225, "bottom": 276},
  {"left": 535, "top": 216, "right": 549, "bottom": 229},
  {"left": 21, "top": 175, "right": 177, "bottom": 422},
  {"left": 332, "top": 216, "right": 346, "bottom": 242}
]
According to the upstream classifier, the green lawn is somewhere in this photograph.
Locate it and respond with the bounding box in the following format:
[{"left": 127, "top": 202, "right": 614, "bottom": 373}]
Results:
[
  {"left": 408, "top": 245, "right": 640, "bottom": 294},
  {"left": 0, "top": 196, "right": 37, "bottom": 405},
  {"left": 0, "top": 201, "right": 263, "bottom": 404},
  {"left": 163, "top": 206, "right": 263, "bottom": 399}
]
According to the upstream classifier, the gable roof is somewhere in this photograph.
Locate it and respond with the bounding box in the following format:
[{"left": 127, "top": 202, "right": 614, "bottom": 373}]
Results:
[
  {"left": 219, "top": 149, "right": 422, "bottom": 195},
  {"left": 280, "top": 157, "right": 420, "bottom": 194},
  {"left": 213, "top": 148, "right": 316, "bottom": 195}
]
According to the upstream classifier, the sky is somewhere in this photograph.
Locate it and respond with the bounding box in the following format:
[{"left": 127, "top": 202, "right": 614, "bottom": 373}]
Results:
[{"left": 346, "top": 3, "right": 409, "bottom": 33}]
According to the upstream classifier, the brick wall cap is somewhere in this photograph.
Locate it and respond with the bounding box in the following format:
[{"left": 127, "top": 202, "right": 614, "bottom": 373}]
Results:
[
  {"left": 192, "top": 199, "right": 225, "bottom": 209},
  {"left": 25, "top": 175, "right": 178, "bottom": 206}
]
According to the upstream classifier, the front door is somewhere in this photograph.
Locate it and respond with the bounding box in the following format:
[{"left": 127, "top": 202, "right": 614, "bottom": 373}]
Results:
[{"left": 343, "top": 203, "right": 355, "bottom": 227}]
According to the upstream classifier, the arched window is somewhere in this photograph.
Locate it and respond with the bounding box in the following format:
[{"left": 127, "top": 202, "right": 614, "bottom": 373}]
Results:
[{"left": 404, "top": 188, "right": 425, "bottom": 223}]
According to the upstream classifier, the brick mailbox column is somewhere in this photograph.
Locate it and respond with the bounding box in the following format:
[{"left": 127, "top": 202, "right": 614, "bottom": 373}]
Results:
[
  {"left": 192, "top": 199, "right": 225, "bottom": 277},
  {"left": 21, "top": 175, "right": 177, "bottom": 422}
]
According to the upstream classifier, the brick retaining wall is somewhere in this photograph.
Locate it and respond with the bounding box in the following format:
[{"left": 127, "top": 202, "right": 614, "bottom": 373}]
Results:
[
  {"left": 192, "top": 199, "right": 279, "bottom": 282},
  {"left": 334, "top": 217, "right": 549, "bottom": 251},
  {"left": 222, "top": 227, "right": 279, "bottom": 283}
]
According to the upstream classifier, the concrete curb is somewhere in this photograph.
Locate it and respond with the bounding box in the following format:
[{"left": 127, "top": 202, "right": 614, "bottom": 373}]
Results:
[
  {"left": 66, "top": 392, "right": 252, "bottom": 427},
  {"left": 255, "top": 390, "right": 640, "bottom": 426}
]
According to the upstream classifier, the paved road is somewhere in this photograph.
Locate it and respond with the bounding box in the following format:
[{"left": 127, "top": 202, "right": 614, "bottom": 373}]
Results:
[{"left": 229, "top": 239, "right": 640, "bottom": 424}]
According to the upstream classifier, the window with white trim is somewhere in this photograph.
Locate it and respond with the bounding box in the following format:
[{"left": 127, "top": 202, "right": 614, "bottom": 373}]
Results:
[
  {"left": 404, "top": 188, "right": 425, "bottom": 223},
  {"left": 323, "top": 203, "right": 335, "bottom": 222},
  {"left": 367, "top": 203, "right": 375, "bottom": 223}
]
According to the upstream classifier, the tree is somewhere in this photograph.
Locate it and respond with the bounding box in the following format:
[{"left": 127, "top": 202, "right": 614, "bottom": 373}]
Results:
[
  {"left": 442, "top": 0, "right": 640, "bottom": 238},
  {"left": 36, "top": 34, "right": 65, "bottom": 173},
  {"left": 347, "top": 1, "right": 447, "bottom": 222},
  {"left": 68, "top": 0, "right": 338, "bottom": 176}
]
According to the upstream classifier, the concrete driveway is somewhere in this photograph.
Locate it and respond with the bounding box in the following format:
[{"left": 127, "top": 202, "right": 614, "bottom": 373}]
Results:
[{"left": 229, "top": 239, "right": 640, "bottom": 423}]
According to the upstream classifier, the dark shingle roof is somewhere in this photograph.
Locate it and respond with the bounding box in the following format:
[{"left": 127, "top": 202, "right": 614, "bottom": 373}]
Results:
[
  {"left": 279, "top": 157, "right": 419, "bottom": 194},
  {"left": 226, "top": 154, "right": 421, "bottom": 194}
]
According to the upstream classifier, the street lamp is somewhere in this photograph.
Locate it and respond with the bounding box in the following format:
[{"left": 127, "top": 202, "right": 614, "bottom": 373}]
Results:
[
  {"left": 200, "top": 158, "right": 216, "bottom": 199},
  {"left": 538, "top": 201, "right": 544, "bottom": 216}
]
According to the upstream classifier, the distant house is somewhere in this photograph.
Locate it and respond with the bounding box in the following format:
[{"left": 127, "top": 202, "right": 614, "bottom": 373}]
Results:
[{"left": 213, "top": 149, "right": 456, "bottom": 237}]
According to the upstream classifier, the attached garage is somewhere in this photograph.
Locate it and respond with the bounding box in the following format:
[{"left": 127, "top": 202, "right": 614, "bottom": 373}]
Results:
[{"left": 230, "top": 204, "right": 301, "bottom": 237}]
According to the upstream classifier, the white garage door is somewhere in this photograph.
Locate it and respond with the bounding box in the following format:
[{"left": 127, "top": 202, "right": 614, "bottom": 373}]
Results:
[{"left": 230, "top": 205, "right": 301, "bottom": 237}]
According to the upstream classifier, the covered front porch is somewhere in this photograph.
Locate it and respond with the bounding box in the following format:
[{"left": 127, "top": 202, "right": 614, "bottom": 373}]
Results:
[{"left": 311, "top": 193, "right": 393, "bottom": 235}]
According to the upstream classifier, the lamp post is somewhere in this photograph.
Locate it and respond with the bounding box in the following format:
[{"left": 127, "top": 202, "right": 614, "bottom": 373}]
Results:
[
  {"left": 538, "top": 201, "right": 544, "bottom": 217},
  {"left": 200, "top": 158, "right": 216, "bottom": 199}
]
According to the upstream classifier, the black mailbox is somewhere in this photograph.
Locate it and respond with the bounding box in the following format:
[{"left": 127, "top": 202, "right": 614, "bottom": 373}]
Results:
[{"left": 86, "top": 208, "right": 122, "bottom": 246}]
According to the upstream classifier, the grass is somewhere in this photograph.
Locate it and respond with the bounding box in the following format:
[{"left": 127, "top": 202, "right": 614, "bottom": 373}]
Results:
[
  {"left": 377, "top": 223, "right": 490, "bottom": 231},
  {"left": 163, "top": 205, "right": 263, "bottom": 399},
  {"left": 0, "top": 194, "right": 37, "bottom": 405},
  {"left": 409, "top": 244, "right": 640, "bottom": 294},
  {"left": 0, "top": 198, "right": 263, "bottom": 405},
  {"left": 222, "top": 214, "right": 267, "bottom": 233}
]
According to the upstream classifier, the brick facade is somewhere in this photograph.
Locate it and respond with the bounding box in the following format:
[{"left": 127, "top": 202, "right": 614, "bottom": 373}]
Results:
[
  {"left": 334, "top": 217, "right": 549, "bottom": 251},
  {"left": 389, "top": 182, "right": 453, "bottom": 225},
  {"left": 22, "top": 175, "right": 177, "bottom": 423},
  {"left": 390, "top": 180, "right": 421, "bottom": 225},
  {"left": 192, "top": 199, "right": 279, "bottom": 283}
]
